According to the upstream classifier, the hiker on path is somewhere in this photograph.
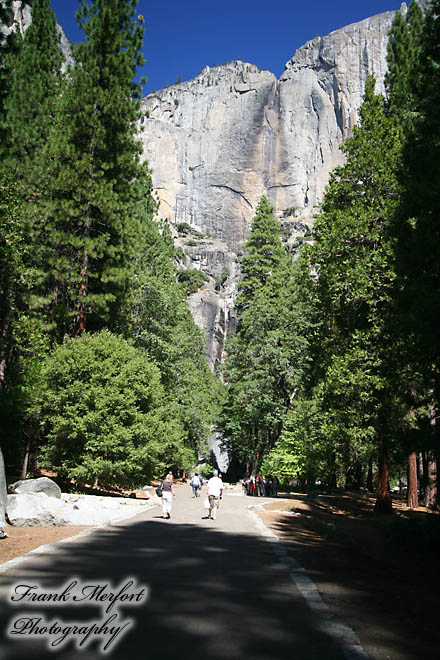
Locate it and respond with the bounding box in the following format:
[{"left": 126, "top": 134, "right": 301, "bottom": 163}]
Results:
[
  {"left": 161, "top": 473, "right": 175, "bottom": 519},
  {"left": 190, "top": 473, "right": 201, "bottom": 498},
  {"left": 206, "top": 470, "right": 223, "bottom": 520}
]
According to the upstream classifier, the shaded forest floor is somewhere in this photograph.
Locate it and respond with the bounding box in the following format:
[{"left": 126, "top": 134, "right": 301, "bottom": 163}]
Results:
[{"left": 258, "top": 492, "right": 439, "bottom": 660}]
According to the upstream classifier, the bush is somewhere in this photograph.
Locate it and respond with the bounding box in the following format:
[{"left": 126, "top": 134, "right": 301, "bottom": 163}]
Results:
[
  {"left": 39, "top": 330, "right": 181, "bottom": 489},
  {"left": 215, "top": 268, "right": 230, "bottom": 291},
  {"left": 177, "top": 269, "right": 209, "bottom": 295}
]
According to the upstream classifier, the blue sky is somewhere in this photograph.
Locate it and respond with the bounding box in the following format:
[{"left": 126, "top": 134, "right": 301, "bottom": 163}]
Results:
[{"left": 50, "top": 0, "right": 402, "bottom": 96}]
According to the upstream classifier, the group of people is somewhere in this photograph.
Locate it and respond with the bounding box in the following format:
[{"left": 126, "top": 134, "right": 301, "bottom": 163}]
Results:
[
  {"left": 158, "top": 469, "right": 224, "bottom": 520},
  {"left": 242, "top": 474, "right": 279, "bottom": 497}
]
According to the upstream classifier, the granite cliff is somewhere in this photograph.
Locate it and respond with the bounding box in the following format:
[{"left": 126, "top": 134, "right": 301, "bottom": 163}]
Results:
[{"left": 139, "top": 5, "right": 410, "bottom": 370}]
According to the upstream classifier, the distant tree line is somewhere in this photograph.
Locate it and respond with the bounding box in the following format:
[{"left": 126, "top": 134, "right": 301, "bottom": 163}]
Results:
[
  {"left": 0, "top": 0, "right": 221, "bottom": 489},
  {"left": 220, "top": 0, "right": 440, "bottom": 512}
]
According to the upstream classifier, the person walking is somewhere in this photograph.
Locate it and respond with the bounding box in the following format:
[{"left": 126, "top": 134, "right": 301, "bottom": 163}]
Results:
[
  {"left": 190, "top": 473, "right": 201, "bottom": 497},
  {"left": 161, "top": 473, "right": 175, "bottom": 519},
  {"left": 206, "top": 469, "right": 223, "bottom": 520}
]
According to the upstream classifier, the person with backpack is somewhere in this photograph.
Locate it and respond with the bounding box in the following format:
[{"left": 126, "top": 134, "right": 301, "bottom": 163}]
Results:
[
  {"left": 160, "top": 473, "right": 175, "bottom": 519},
  {"left": 190, "top": 473, "right": 201, "bottom": 497}
]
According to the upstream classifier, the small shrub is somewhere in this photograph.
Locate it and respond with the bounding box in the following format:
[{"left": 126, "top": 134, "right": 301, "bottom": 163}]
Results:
[
  {"left": 215, "top": 268, "right": 230, "bottom": 291},
  {"left": 177, "top": 269, "right": 210, "bottom": 295}
]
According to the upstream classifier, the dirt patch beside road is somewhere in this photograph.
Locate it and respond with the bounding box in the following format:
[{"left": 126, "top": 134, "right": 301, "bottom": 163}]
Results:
[
  {"left": 0, "top": 486, "right": 153, "bottom": 567},
  {"left": 0, "top": 525, "right": 90, "bottom": 565},
  {"left": 257, "top": 492, "right": 439, "bottom": 660}
]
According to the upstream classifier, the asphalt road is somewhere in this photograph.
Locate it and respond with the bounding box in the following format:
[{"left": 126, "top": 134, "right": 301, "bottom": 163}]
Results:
[{"left": 0, "top": 484, "right": 368, "bottom": 660}]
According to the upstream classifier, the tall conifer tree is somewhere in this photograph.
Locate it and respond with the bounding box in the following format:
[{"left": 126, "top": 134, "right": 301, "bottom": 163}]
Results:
[
  {"left": 221, "top": 196, "right": 309, "bottom": 474},
  {"left": 38, "top": 0, "right": 155, "bottom": 338},
  {"left": 311, "top": 78, "right": 403, "bottom": 512},
  {"left": 396, "top": 0, "right": 440, "bottom": 508},
  {"left": 2, "top": 0, "right": 63, "bottom": 178},
  {"left": 385, "top": 0, "right": 424, "bottom": 127}
]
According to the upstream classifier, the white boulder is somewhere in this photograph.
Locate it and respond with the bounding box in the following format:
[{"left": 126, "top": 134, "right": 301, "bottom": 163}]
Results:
[
  {"left": 7, "top": 492, "right": 65, "bottom": 526},
  {"left": 9, "top": 476, "right": 62, "bottom": 499}
]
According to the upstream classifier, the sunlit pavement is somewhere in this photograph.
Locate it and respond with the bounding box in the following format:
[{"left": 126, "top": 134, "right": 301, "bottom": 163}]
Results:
[{"left": 0, "top": 483, "right": 365, "bottom": 659}]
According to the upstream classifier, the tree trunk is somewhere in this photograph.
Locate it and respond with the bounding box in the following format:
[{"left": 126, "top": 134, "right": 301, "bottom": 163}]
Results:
[
  {"left": 20, "top": 441, "right": 30, "bottom": 480},
  {"left": 75, "top": 259, "right": 88, "bottom": 336},
  {"left": 354, "top": 461, "right": 364, "bottom": 490},
  {"left": 407, "top": 451, "right": 418, "bottom": 508},
  {"left": 374, "top": 442, "right": 393, "bottom": 514},
  {"left": 423, "top": 407, "right": 438, "bottom": 509},
  {"left": 367, "top": 458, "right": 374, "bottom": 492},
  {"left": 423, "top": 451, "right": 438, "bottom": 509},
  {"left": 418, "top": 452, "right": 424, "bottom": 501}
]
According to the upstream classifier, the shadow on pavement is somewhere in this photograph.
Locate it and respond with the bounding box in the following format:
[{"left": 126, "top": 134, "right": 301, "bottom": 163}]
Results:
[
  {"left": 269, "top": 511, "right": 440, "bottom": 660},
  {"left": 0, "top": 516, "right": 349, "bottom": 660}
]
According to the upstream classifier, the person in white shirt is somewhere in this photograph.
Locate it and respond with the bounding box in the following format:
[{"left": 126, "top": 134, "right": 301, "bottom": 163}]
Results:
[
  {"left": 190, "top": 473, "right": 201, "bottom": 497},
  {"left": 206, "top": 470, "right": 223, "bottom": 520}
]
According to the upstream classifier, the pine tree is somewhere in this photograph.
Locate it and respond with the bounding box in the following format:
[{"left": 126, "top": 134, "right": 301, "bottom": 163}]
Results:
[
  {"left": 36, "top": 0, "right": 155, "bottom": 338},
  {"left": 2, "top": 0, "right": 64, "bottom": 177},
  {"left": 385, "top": 0, "right": 424, "bottom": 126},
  {"left": 236, "top": 196, "right": 289, "bottom": 314},
  {"left": 311, "top": 78, "right": 403, "bottom": 512},
  {"left": 0, "top": 0, "right": 21, "bottom": 148},
  {"left": 395, "top": 0, "right": 440, "bottom": 508},
  {"left": 221, "top": 197, "right": 309, "bottom": 474}
]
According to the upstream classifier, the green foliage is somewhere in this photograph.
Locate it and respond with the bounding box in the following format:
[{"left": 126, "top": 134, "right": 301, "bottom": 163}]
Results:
[
  {"left": 39, "top": 330, "right": 182, "bottom": 488},
  {"left": 215, "top": 268, "right": 230, "bottom": 291},
  {"left": 393, "top": 0, "right": 440, "bottom": 458},
  {"left": 385, "top": 0, "right": 424, "bottom": 127},
  {"left": 0, "top": 1, "right": 63, "bottom": 467},
  {"left": 221, "top": 197, "right": 311, "bottom": 474},
  {"left": 236, "top": 196, "right": 289, "bottom": 314},
  {"left": 0, "top": 1, "right": 21, "bottom": 147},
  {"left": 177, "top": 269, "right": 210, "bottom": 295},
  {"left": 262, "top": 395, "right": 329, "bottom": 484},
  {"left": 312, "top": 78, "right": 403, "bottom": 461},
  {"left": 130, "top": 222, "right": 223, "bottom": 458},
  {"left": 33, "top": 0, "right": 155, "bottom": 338},
  {"left": 175, "top": 222, "right": 204, "bottom": 238},
  {"left": 2, "top": 0, "right": 64, "bottom": 174},
  {"left": 0, "top": 0, "right": 220, "bottom": 485}
]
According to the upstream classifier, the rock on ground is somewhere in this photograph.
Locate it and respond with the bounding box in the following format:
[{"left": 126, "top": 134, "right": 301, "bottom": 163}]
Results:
[
  {"left": 9, "top": 476, "right": 62, "bottom": 499},
  {"left": 7, "top": 492, "right": 65, "bottom": 526}
]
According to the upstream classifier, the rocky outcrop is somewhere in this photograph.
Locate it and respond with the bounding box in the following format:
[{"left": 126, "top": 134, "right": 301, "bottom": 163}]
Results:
[
  {"left": 141, "top": 9, "right": 398, "bottom": 238},
  {"left": 140, "top": 6, "right": 408, "bottom": 369}
]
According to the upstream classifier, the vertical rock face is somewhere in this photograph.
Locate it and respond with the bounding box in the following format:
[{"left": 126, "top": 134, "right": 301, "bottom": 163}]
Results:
[
  {"left": 275, "top": 10, "right": 395, "bottom": 218},
  {"left": 140, "top": 10, "right": 398, "bottom": 243},
  {"left": 140, "top": 62, "right": 278, "bottom": 253},
  {"left": 139, "top": 7, "right": 403, "bottom": 370}
]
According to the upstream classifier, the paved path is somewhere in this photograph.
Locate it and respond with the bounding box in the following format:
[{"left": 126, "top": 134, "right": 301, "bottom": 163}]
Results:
[{"left": 0, "top": 484, "right": 368, "bottom": 659}]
